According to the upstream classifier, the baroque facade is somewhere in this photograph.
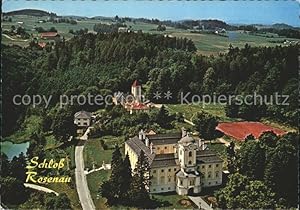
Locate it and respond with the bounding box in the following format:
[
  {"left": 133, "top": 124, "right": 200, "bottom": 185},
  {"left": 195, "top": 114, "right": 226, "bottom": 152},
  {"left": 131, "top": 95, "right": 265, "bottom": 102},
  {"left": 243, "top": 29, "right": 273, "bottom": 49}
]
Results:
[{"left": 125, "top": 128, "right": 223, "bottom": 195}]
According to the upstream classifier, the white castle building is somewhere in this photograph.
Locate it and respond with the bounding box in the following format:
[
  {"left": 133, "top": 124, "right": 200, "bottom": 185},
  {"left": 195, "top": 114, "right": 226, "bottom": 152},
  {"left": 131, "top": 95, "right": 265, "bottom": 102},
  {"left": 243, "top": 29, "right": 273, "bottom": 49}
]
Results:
[{"left": 125, "top": 128, "right": 223, "bottom": 195}]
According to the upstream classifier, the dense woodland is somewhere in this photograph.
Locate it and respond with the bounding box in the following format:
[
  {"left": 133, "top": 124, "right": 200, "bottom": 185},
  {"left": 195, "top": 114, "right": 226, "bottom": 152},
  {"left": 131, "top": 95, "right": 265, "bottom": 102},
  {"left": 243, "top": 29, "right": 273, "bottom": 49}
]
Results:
[
  {"left": 218, "top": 131, "right": 298, "bottom": 208},
  {"left": 2, "top": 32, "right": 298, "bottom": 136}
]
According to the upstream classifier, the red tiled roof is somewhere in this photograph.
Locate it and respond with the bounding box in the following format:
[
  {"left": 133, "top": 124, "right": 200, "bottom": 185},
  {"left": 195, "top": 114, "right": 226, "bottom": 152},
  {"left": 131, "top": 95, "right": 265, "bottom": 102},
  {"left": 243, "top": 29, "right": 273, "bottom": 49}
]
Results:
[
  {"left": 132, "top": 80, "right": 140, "bottom": 87},
  {"left": 216, "top": 122, "right": 286, "bottom": 140},
  {"left": 38, "top": 42, "right": 46, "bottom": 48},
  {"left": 131, "top": 102, "right": 149, "bottom": 110},
  {"left": 40, "top": 32, "right": 59, "bottom": 37}
]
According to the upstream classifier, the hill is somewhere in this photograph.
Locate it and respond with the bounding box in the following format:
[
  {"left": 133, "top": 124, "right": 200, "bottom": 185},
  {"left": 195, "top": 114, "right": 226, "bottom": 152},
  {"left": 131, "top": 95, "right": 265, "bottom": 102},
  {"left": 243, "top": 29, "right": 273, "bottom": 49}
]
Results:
[
  {"left": 271, "top": 23, "right": 294, "bottom": 29},
  {"left": 3, "top": 9, "right": 57, "bottom": 17}
]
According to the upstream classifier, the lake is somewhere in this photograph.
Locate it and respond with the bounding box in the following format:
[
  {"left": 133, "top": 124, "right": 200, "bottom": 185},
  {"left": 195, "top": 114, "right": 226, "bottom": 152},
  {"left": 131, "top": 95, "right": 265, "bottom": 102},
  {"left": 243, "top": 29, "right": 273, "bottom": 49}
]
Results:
[{"left": 0, "top": 141, "right": 30, "bottom": 160}]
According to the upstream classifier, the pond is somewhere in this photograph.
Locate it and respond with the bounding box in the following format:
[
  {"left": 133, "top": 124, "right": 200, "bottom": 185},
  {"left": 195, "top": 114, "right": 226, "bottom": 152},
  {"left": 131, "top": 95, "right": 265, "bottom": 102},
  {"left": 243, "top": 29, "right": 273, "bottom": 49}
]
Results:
[{"left": 0, "top": 141, "right": 30, "bottom": 160}]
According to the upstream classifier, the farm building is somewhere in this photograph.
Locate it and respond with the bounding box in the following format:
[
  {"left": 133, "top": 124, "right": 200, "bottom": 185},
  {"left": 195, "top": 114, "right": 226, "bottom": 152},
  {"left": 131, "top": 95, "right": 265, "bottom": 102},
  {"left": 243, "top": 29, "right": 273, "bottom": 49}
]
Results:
[{"left": 40, "top": 32, "right": 60, "bottom": 41}]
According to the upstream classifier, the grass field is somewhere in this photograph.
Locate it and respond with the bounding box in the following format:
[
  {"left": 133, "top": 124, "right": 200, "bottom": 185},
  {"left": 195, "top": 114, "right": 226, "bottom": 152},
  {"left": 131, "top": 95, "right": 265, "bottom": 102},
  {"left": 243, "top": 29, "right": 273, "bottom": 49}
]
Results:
[
  {"left": 166, "top": 103, "right": 238, "bottom": 122},
  {"left": 83, "top": 136, "right": 124, "bottom": 169},
  {"left": 86, "top": 170, "right": 111, "bottom": 210},
  {"left": 2, "top": 15, "right": 299, "bottom": 55}
]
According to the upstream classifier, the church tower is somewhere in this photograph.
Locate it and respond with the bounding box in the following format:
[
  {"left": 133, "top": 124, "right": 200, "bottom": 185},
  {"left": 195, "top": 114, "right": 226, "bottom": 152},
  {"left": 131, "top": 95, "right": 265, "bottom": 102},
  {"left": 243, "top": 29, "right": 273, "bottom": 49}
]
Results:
[{"left": 131, "top": 80, "right": 142, "bottom": 102}]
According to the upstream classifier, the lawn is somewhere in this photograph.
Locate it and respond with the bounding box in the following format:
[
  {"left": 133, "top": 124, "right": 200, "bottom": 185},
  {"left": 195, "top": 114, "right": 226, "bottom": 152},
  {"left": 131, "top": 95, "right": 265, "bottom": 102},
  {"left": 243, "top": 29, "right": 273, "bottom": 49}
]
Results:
[
  {"left": 83, "top": 136, "right": 124, "bottom": 169},
  {"left": 86, "top": 170, "right": 111, "bottom": 210},
  {"left": 166, "top": 103, "right": 236, "bottom": 122},
  {"left": 152, "top": 192, "right": 194, "bottom": 209}
]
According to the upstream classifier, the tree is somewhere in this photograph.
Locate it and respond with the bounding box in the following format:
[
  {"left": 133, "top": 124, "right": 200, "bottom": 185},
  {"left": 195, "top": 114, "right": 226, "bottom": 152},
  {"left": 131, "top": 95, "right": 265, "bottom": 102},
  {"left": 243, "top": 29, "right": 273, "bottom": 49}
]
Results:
[
  {"left": 215, "top": 173, "right": 275, "bottom": 209},
  {"left": 157, "top": 24, "right": 166, "bottom": 31},
  {"left": 151, "top": 105, "right": 173, "bottom": 128},
  {"left": 9, "top": 152, "right": 27, "bottom": 182},
  {"left": 259, "top": 131, "right": 278, "bottom": 148},
  {"left": 202, "top": 67, "right": 216, "bottom": 94},
  {"left": 226, "top": 142, "right": 236, "bottom": 173},
  {"left": 45, "top": 193, "right": 72, "bottom": 209},
  {"left": 0, "top": 153, "right": 9, "bottom": 177},
  {"left": 51, "top": 107, "right": 76, "bottom": 142},
  {"left": 193, "top": 111, "right": 218, "bottom": 140},
  {"left": 264, "top": 138, "right": 297, "bottom": 206},
  {"left": 225, "top": 99, "right": 239, "bottom": 118},
  {"left": 100, "top": 145, "right": 124, "bottom": 205},
  {"left": 120, "top": 154, "right": 133, "bottom": 204},
  {"left": 49, "top": 27, "right": 57, "bottom": 32},
  {"left": 244, "top": 134, "right": 255, "bottom": 142},
  {"left": 237, "top": 141, "right": 265, "bottom": 180},
  {"left": 129, "top": 150, "right": 151, "bottom": 207},
  {"left": 0, "top": 176, "right": 27, "bottom": 205}
]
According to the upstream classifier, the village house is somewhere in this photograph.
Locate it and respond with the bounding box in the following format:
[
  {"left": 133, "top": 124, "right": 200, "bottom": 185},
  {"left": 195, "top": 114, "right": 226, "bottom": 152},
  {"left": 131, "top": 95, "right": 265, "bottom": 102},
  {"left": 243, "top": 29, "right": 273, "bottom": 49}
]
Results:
[
  {"left": 125, "top": 128, "right": 223, "bottom": 195},
  {"left": 74, "top": 111, "right": 93, "bottom": 134}
]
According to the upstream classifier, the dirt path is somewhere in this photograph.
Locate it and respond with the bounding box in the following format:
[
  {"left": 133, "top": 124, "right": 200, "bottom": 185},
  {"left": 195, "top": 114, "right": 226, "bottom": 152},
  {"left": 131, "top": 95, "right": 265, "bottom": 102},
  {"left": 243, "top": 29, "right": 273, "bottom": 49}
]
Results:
[{"left": 24, "top": 183, "right": 59, "bottom": 196}]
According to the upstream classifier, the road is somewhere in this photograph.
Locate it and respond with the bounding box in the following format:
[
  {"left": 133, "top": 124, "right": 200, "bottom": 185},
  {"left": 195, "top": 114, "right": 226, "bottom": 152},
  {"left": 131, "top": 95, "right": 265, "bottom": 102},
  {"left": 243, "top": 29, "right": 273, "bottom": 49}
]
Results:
[
  {"left": 188, "top": 196, "right": 213, "bottom": 210},
  {"left": 24, "top": 183, "right": 59, "bottom": 195},
  {"left": 75, "top": 142, "right": 96, "bottom": 210},
  {"left": 2, "top": 34, "right": 28, "bottom": 41}
]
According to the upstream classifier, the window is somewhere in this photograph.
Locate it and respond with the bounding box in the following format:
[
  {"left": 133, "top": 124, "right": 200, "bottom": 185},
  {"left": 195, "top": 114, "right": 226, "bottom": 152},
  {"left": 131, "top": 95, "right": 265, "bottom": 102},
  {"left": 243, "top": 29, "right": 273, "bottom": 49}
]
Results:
[
  {"left": 174, "top": 168, "right": 177, "bottom": 171},
  {"left": 209, "top": 164, "right": 211, "bottom": 168},
  {"left": 215, "top": 181, "right": 218, "bottom": 184},
  {"left": 188, "top": 161, "right": 192, "bottom": 165},
  {"left": 180, "top": 180, "right": 183, "bottom": 185},
  {"left": 216, "top": 164, "right": 219, "bottom": 167},
  {"left": 161, "top": 169, "right": 164, "bottom": 172},
  {"left": 168, "top": 168, "right": 171, "bottom": 172},
  {"left": 208, "top": 182, "right": 211, "bottom": 185},
  {"left": 153, "top": 170, "right": 156, "bottom": 173},
  {"left": 157, "top": 147, "right": 160, "bottom": 150},
  {"left": 208, "top": 172, "right": 211, "bottom": 178},
  {"left": 216, "top": 171, "right": 219, "bottom": 177},
  {"left": 153, "top": 188, "right": 156, "bottom": 192},
  {"left": 189, "top": 151, "right": 192, "bottom": 157},
  {"left": 161, "top": 188, "right": 164, "bottom": 190},
  {"left": 202, "top": 165, "right": 205, "bottom": 169},
  {"left": 168, "top": 187, "right": 171, "bottom": 190},
  {"left": 165, "top": 146, "right": 167, "bottom": 149},
  {"left": 168, "top": 177, "right": 171, "bottom": 182}
]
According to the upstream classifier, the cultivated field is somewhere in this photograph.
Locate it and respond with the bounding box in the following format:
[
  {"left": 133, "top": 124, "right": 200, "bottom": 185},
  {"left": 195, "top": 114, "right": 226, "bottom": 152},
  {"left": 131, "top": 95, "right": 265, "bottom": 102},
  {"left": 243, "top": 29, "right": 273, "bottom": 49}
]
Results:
[{"left": 2, "top": 15, "right": 299, "bottom": 55}]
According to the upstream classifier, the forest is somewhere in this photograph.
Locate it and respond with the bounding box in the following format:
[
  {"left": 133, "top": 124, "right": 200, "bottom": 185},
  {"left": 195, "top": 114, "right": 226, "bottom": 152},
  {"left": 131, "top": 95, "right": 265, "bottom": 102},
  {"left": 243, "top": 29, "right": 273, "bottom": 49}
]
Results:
[{"left": 2, "top": 31, "right": 298, "bottom": 137}]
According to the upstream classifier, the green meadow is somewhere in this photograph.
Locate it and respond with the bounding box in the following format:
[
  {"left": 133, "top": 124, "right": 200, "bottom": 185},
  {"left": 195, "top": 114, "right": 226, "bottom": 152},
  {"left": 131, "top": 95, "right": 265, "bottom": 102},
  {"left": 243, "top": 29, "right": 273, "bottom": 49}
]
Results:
[{"left": 2, "top": 15, "right": 299, "bottom": 55}]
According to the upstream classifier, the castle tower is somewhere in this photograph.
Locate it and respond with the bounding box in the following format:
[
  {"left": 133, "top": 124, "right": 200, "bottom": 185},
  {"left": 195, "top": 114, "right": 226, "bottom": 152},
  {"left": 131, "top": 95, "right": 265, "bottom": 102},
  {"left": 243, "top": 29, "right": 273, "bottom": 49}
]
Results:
[
  {"left": 176, "top": 133, "right": 201, "bottom": 195},
  {"left": 131, "top": 80, "right": 142, "bottom": 102},
  {"left": 178, "top": 134, "right": 197, "bottom": 171}
]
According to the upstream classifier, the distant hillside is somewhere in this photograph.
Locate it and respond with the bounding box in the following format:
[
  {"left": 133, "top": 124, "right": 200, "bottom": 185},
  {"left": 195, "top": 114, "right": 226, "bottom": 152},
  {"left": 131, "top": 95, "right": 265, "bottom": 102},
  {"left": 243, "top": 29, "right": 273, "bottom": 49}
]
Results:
[
  {"left": 272, "top": 23, "right": 294, "bottom": 29},
  {"left": 3, "top": 9, "right": 57, "bottom": 17}
]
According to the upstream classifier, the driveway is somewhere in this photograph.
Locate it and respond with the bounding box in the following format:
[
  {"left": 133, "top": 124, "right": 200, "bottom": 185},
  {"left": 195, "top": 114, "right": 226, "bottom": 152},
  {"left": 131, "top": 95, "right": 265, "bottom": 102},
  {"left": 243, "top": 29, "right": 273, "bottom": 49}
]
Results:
[
  {"left": 75, "top": 142, "right": 95, "bottom": 210},
  {"left": 188, "top": 196, "right": 213, "bottom": 210}
]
